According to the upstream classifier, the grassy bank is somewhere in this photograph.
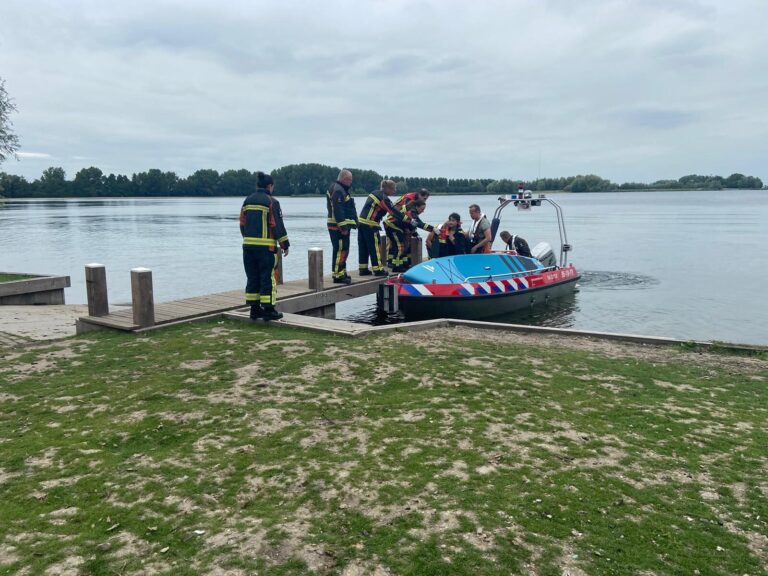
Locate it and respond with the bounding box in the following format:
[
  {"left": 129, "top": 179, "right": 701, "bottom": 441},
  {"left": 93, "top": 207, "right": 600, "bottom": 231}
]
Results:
[
  {"left": 0, "top": 273, "right": 33, "bottom": 283},
  {"left": 0, "top": 321, "right": 766, "bottom": 575}
]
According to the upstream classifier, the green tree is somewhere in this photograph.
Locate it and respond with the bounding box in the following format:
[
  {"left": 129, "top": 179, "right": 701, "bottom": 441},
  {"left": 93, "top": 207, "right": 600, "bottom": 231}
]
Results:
[
  {"left": 0, "top": 78, "right": 21, "bottom": 164},
  {"left": 73, "top": 167, "right": 104, "bottom": 197},
  {"left": 39, "top": 167, "right": 69, "bottom": 197}
]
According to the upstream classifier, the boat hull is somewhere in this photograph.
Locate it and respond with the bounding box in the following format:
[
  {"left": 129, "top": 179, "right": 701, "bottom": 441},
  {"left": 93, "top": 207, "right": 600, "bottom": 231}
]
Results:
[{"left": 392, "top": 265, "right": 580, "bottom": 321}]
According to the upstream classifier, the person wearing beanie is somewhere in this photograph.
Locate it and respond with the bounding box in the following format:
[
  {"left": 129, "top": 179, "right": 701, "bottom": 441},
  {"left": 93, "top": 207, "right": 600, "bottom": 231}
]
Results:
[
  {"left": 326, "top": 168, "right": 358, "bottom": 284},
  {"left": 240, "top": 171, "right": 290, "bottom": 321}
]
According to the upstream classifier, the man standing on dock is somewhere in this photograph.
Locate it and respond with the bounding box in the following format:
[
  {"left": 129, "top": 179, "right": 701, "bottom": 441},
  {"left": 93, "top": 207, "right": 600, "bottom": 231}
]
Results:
[
  {"left": 240, "top": 171, "right": 290, "bottom": 321},
  {"left": 326, "top": 169, "right": 358, "bottom": 284}
]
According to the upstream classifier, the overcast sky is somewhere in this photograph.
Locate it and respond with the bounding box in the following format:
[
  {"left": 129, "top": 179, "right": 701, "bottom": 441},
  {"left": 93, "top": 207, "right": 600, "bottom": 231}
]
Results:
[{"left": 1, "top": 0, "right": 767, "bottom": 183}]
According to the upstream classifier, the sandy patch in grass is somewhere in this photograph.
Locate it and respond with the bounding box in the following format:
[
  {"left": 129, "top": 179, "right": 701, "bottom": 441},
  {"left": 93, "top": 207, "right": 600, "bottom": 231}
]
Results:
[
  {"left": 157, "top": 410, "right": 207, "bottom": 424},
  {"left": 111, "top": 530, "right": 153, "bottom": 559},
  {"left": 0, "top": 468, "right": 21, "bottom": 485},
  {"left": 280, "top": 343, "right": 313, "bottom": 358},
  {"left": 113, "top": 410, "right": 148, "bottom": 424},
  {"left": 0, "top": 544, "right": 19, "bottom": 567},
  {"left": 180, "top": 359, "right": 215, "bottom": 370},
  {"left": 44, "top": 555, "right": 84, "bottom": 576},
  {"left": 440, "top": 460, "right": 470, "bottom": 481},
  {"left": 26, "top": 447, "right": 59, "bottom": 468},
  {"left": 263, "top": 504, "right": 336, "bottom": 571},
  {"left": 205, "top": 518, "right": 269, "bottom": 560},
  {"left": 0, "top": 393, "right": 20, "bottom": 403},
  {"left": 39, "top": 475, "right": 87, "bottom": 490},
  {"left": 206, "top": 361, "right": 268, "bottom": 405},
  {"left": 341, "top": 561, "right": 393, "bottom": 576},
  {"left": 557, "top": 541, "right": 589, "bottom": 576}
]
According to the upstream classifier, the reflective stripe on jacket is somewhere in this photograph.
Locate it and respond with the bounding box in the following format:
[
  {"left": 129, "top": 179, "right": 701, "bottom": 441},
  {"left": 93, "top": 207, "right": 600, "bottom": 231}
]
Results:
[{"left": 240, "top": 188, "right": 290, "bottom": 251}]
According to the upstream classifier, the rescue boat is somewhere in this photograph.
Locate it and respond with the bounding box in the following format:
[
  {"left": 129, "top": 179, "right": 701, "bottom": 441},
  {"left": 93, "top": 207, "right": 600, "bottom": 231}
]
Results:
[{"left": 383, "top": 193, "right": 580, "bottom": 321}]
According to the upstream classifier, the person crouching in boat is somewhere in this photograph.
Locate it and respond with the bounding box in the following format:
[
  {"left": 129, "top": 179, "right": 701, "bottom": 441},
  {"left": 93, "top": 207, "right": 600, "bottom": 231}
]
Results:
[
  {"left": 468, "top": 204, "right": 492, "bottom": 253},
  {"left": 499, "top": 230, "right": 532, "bottom": 257}
]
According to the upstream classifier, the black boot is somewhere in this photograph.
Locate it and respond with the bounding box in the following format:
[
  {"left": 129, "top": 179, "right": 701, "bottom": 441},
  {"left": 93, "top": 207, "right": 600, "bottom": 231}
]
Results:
[
  {"left": 249, "top": 304, "right": 263, "bottom": 320},
  {"left": 359, "top": 269, "right": 372, "bottom": 276},
  {"left": 262, "top": 305, "right": 283, "bottom": 321}
]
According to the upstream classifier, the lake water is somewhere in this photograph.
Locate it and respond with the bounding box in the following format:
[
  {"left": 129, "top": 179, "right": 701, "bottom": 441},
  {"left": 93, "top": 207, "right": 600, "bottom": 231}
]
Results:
[{"left": 1, "top": 191, "right": 767, "bottom": 345}]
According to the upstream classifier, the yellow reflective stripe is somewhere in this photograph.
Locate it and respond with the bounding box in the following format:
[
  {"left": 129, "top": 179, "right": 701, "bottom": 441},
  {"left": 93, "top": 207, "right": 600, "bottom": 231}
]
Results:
[
  {"left": 327, "top": 217, "right": 338, "bottom": 224},
  {"left": 276, "top": 235, "right": 288, "bottom": 243},
  {"left": 243, "top": 237, "right": 277, "bottom": 246},
  {"left": 339, "top": 219, "right": 356, "bottom": 226},
  {"left": 243, "top": 205, "right": 269, "bottom": 212},
  {"left": 359, "top": 218, "right": 378, "bottom": 227},
  {"left": 245, "top": 293, "right": 260, "bottom": 299}
]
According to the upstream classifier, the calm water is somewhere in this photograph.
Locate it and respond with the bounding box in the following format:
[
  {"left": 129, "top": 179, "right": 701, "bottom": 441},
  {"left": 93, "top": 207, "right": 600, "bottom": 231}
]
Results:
[{"left": 1, "top": 191, "right": 767, "bottom": 345}]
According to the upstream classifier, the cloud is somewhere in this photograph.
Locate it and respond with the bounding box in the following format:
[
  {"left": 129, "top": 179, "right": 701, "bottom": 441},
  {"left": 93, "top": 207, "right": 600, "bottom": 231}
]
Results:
[
  {"left": 1, "top": 0, "right": 767, "bottom": 183},
  {"left": 16, "top": 152, "right": 52, "bottom": 159}
]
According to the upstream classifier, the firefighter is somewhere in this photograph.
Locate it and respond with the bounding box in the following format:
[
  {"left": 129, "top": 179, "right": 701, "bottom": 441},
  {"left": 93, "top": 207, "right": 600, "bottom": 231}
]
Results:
[
  {"left": 357, "top": 179, "right": 403, "bottom": 276},
  {"left": 240, "top": 171, "right": 289, "bottom": 321},
  {"left": 326, "top": 169, "right": 358, "bottom": 284},
  {"left": 384, "top": 199, "right": 434, "bottom": 272},
  {"left": 394, "top": 187, "right": 430, "bottom": 210}
]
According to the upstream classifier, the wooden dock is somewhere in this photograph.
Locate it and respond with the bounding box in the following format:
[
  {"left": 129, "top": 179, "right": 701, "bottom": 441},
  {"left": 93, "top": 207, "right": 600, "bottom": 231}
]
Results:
[{"left": 76, "top": 272, "right": 387, "bottom": 334}]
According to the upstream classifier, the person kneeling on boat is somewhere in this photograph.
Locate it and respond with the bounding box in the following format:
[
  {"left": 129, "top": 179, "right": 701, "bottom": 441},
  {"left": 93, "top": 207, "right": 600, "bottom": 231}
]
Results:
[
  {"left": 468, "top": 204, "right": 492, "bottom": 253},
  {"left": 499, "top": 230, "right": 532, "bottom": 257}
]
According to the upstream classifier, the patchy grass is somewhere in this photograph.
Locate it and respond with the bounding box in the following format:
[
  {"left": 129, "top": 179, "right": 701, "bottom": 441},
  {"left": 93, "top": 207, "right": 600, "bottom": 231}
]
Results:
[
  {"left": 0, "top": 321, "right": 766, "bottom": 575},
  {"left": 0, "top": 274, "right": 34, "bottom": 284}
]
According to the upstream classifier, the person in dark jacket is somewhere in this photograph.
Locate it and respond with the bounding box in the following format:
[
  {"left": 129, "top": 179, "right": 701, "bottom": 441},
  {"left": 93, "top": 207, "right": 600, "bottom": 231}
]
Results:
[
  {"left": 326, "top": 169, "right": 358, "bottom": 284},
  {"left": 499, "top": 230, "right": 532, "bottom": 257},
  {"left": 358, "top": 179, "right": 402, "bottom": 276},
  {"left": 240, "top": 171, "right": 290, "bottom": 321},
  {"left": 384, "top": 199, "right": 434, "bottom": 272},
  {"left": 437, "top": 212, "right": 467, "bottom": 257}
]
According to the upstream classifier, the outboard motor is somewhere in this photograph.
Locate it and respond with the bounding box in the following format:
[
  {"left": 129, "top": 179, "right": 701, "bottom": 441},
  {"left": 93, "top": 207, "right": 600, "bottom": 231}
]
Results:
[{"left": 532, "top": 242, "right": 557, "bottom": 268}]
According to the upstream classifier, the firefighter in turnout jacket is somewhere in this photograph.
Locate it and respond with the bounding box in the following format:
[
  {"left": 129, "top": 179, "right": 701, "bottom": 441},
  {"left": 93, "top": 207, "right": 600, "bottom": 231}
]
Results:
[
  {"left": 357, "top": 179, "right": 403, "bottom": 276},
  {"left": 326, "top": 169, "right": 358, "bottom": 284},
  {"left": 240, "top": 171, "right": 289, "bottom": 321},
  {"left": 384, "top": 199, "right": 434, "bottom": 272}
]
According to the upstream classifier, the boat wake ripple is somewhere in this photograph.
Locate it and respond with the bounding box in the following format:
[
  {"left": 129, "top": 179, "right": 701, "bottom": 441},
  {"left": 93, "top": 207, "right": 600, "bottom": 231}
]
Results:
[{"left": 578, "top": 270, "right": 659, "bottom": 290}]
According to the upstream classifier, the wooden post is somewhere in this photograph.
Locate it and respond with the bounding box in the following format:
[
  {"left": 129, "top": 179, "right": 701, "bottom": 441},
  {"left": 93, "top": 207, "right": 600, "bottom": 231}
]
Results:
[
  {"left": 378, "top": 234, "right": 388, "bottom": 270},
  {"left": 308, "top": 248, "right": 323, "bottom": 291},
  {"left": 276, "top": 252, "right": 284, "bottom": 285},
  {"left": 85, "top": 263, "right": 109, "bottom": 317},
  {"left": 410, "top": 236, "right": 423, "bottom": 266},
  {"left": 131, "top": 267, "right": 155, "bottom": 327}
]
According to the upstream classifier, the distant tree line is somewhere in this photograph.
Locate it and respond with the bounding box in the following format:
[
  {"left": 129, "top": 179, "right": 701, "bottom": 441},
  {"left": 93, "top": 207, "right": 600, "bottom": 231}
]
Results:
[{"left": 0, "top": 164, "right": 764, "bottom": 198}]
